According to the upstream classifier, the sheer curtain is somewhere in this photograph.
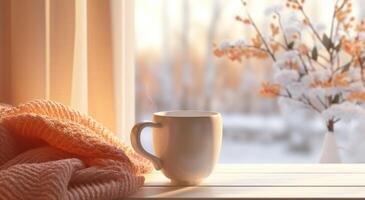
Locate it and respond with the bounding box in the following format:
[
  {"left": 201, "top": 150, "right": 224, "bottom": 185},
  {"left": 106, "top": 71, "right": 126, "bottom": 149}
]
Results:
[{"left": 0, "top": 0, "right": 133, "bottom": 136}]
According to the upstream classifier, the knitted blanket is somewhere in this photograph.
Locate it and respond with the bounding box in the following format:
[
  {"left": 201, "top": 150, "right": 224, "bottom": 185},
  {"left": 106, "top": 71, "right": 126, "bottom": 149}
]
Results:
[{"left": 0, "top": 100, "right": 152, "bottom": 200}]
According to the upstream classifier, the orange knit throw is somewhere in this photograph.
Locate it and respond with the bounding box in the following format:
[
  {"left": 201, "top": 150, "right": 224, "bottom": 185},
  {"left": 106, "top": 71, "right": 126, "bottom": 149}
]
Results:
[{"left": 0, "top": 100, "right": 152, "bottom": 200}]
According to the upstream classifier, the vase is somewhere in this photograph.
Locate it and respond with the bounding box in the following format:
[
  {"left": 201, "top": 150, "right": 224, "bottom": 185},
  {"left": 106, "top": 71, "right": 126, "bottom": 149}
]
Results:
[{"left": 319, "top": 131, "right": 341, "bottom": 163}]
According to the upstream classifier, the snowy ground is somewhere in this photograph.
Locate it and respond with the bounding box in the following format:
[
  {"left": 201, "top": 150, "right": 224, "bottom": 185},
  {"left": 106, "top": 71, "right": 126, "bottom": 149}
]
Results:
[
  {"left": 219, "top": 139, "right": 319, "bottom": 163},
  {"left": 219, "top": 114, "right": 323, "bottom": 163}
]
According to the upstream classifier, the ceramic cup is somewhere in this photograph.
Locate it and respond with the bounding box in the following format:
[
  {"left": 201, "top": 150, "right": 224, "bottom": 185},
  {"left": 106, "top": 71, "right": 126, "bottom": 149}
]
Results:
[{"left": 131, "top": 110, "right": 222, "bottom": 185}]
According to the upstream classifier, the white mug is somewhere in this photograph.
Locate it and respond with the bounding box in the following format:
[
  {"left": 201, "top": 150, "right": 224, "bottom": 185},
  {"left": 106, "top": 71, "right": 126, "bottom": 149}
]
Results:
[{"left": 131, "top": 110, "right": 222, "bottom": 185}]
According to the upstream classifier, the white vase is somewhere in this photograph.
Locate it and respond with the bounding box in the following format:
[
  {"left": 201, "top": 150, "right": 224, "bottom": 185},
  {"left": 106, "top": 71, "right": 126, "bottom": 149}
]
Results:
[{"left": 319, "top": 131, "right": 341, "bottom": 163}]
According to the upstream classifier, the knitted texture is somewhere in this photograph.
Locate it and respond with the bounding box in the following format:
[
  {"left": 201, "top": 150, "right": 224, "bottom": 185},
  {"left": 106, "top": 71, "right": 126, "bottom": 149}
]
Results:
[{"left": 0, "top": 100, "right": 152, "bottom": 200}]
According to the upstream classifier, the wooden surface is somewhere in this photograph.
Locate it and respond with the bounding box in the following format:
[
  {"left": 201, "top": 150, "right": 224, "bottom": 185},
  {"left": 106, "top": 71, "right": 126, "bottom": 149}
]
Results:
[{"left": 127, "top": 164, "right": 365, "bottom": 199}]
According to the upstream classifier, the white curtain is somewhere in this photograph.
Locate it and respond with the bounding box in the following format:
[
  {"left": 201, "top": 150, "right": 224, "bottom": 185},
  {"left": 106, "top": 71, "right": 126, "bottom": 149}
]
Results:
[{"left": 0, "top": 0, "right": 132, "bottom": 135}]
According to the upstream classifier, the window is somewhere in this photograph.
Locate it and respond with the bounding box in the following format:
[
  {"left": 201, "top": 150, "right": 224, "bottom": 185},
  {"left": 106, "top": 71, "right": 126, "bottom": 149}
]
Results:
[{"left": 135, "top": 0, "right": 365, "bottom": 163}]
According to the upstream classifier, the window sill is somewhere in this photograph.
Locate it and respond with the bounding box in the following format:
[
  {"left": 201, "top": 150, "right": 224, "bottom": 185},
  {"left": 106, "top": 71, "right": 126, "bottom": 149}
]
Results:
[{"left": 127, "top": 164, "right": 365, "bottom": 199}]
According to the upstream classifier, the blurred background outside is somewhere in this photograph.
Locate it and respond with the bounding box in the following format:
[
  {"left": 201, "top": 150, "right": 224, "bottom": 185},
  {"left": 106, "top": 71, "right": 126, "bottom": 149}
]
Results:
[{"left": 135, "top": 0, "right": 365, "bottom": 163}]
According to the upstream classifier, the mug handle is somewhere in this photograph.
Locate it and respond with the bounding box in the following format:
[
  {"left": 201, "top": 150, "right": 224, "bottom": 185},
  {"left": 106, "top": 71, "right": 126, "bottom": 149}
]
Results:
[{"left": 130, "top": 122, "right": 163, "bottom": 170}]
